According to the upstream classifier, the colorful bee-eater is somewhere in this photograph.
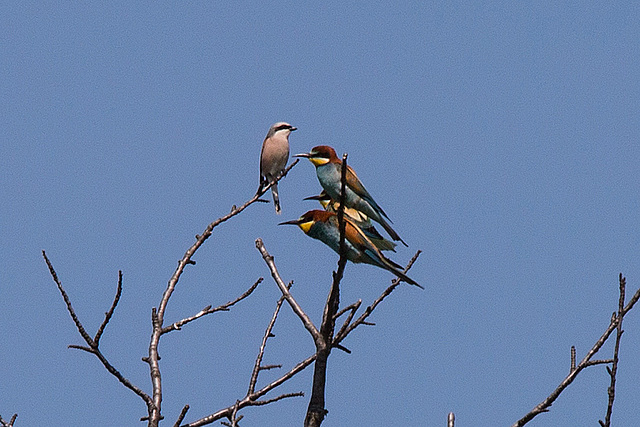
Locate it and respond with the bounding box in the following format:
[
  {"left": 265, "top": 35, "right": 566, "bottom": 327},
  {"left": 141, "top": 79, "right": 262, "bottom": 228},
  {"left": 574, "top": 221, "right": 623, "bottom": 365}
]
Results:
[
  {"left": 304, "top": 191, "right": 397, "bottom": 252},
  {"left": 295, "top": 145, "right": 407, "bottom": 246},
  {"left": 279, "top": 210, "right": 422, "bottom": 288},
  {"left": 259, "top": 122, "right": 297, "bottom": 214}
]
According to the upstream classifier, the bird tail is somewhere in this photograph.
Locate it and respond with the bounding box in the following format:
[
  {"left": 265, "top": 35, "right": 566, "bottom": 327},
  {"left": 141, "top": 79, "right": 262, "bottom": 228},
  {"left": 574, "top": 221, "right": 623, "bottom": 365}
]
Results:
[
  {"left": 383, "top": 256, "right": 422, "bottom": 288},
  {"left": 393, "top": 268, "right": 423, "bottom": 289},
  {"left": 378, "top": 217, "right": 408, "bottom": 247},
  {"left": 271, "top": 182, "right": 281, "bottom": 214},
  {"left": 363, "top": 248, "right": 423, "bottom": 289}
]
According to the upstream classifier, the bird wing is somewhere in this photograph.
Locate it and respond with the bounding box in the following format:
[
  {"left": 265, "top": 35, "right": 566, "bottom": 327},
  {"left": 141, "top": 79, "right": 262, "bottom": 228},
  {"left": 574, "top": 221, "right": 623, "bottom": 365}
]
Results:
[
  {"left": 344, "top": 164, "right": 390, "bottom": 220},
  {"left": 345, "top": 216, "right": 421, "bottom": 288},
  {"left": 344, "top": 217, "right": 393, "bottom": 267}
]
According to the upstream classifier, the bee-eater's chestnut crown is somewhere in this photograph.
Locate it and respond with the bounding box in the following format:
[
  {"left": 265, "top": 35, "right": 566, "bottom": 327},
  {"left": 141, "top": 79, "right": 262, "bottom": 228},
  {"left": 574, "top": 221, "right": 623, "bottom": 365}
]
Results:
[{"left": 295, "top": 145, "right": 339, "bottom": 166}]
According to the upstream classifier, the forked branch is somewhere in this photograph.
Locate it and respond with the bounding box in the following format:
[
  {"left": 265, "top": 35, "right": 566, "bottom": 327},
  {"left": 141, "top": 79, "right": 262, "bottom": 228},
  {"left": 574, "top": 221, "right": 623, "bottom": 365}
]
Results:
[
  {"left": 512, "top": 274, "right": 640, "bottom": 427},
  {"left": 0, "top": 414, "right": 17, "bottom": 427},
  {"left": 42, "top": 251, "right": 153, "bottom": 411}
]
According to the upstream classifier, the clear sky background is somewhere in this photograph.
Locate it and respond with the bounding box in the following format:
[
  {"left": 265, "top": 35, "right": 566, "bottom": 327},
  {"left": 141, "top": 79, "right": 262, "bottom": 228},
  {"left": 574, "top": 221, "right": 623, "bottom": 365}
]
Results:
[{"left": 2, "top": 2, "right": 639, "bottom": 426}]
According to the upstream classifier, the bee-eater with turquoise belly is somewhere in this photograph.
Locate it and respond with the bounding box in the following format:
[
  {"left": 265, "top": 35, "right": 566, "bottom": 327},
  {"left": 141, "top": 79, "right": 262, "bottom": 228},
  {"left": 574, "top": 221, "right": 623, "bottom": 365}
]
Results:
[
  {"left": 279, "top": 210, "right": 422, "bottom": 288},
  {"left": 304, "top": 190, "right": 397, "bottom": 252},
  {"left": 295, "top": 145, "right": 407, "bottom": 246}
]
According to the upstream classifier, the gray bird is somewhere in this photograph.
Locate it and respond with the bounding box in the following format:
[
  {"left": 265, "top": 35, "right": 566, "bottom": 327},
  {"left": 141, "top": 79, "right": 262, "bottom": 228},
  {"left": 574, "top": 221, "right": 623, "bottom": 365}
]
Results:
[{"left": 259, "top": 122, "right": 297, "bottom": 214}]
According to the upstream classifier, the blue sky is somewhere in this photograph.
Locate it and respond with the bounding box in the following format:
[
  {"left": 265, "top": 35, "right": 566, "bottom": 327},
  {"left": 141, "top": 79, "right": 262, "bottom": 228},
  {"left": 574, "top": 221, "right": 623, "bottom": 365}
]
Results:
[{"left": 2, "top": 2, "right": 639, "bottom": 426}]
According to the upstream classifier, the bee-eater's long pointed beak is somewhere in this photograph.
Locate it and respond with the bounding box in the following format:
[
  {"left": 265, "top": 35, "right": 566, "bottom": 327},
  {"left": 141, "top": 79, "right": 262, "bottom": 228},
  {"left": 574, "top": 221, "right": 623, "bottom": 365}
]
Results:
[
  {"left": 278, "top": 219, "right": 302, "bottom": 226},
  {"left": 294, "top": 152, "right": 311, "bottom": 158},
  {"left": 303, "top": 195, "right": 323, "bottom": 201}
]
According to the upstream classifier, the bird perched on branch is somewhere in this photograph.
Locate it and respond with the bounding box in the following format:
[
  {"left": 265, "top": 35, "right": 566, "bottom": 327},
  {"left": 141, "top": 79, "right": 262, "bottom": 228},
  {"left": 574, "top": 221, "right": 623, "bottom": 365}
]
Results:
[
  {"left": 304, "top": 190, "right": 397, "bottom": 252},
  {"left": 259, "top": 122, "right": 297, "bottom": 214},
  {"left": 295, "top": 145, "right": 407, "bottom": 246},
  {"left": 279, "top": 210, "right": 422, "bottom": 288}
]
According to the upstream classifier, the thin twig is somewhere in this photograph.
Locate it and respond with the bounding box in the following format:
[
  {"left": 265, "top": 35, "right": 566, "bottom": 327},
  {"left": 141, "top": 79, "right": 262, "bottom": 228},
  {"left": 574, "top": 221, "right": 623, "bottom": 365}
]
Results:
[
  {"left": 253, "top": 392, "right": 305, "bottom": 406},
  {"left": 42, "top": 251, "right": 153, "bottom": 411},
  {"left": 334, "top": 300, "right": 362, "bottom": 342},
  {"left": 584, "top": 359, "right": 614, "bottom": 367},
  {"left": 570, "top": 346, "right": 576, "bottom": 372},
  {"left": 600, "top": 274, "right": 626, "bottom": 427},
  {"left": 512, "top": 276, "right": 640, "bottom": 427},
  {"left": 181, "top": 280, "right": 304, "bottom": 426},
  {"left": 255, "top": 238, "right": 320, "bottom": 340},
  {"left": 94, "top": 270, "right": 123, "bottom": 346},
  {"left": 249, "top": 292, "right": 288, "bottom": 395},
  {"left": 161, "top": 278, "right": 262, "bottom": 334},
  {"left": 43, "top": 251, "right": 94, "bottom": 346},
  {"left": 181, "top": 354, "right": 315, "bottom": 427},
  {"left": 173, "top": 405, "right": 190, "bottom": 427}
]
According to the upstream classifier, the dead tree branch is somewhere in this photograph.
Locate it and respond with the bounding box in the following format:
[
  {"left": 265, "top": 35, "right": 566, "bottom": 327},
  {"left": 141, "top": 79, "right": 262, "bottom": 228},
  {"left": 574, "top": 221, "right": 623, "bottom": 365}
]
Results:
[
  {"left": 333, "top": 250, "right": 422, "bottom": 345},
  {"left": 248, "top": 288, "right": 288, "bottom": 395},
  {"left": 42, "top": 251, "right": 154, "bottom": 410},
  {"left": 255, "top": 239, "right": 320, "bottom": 340},
  {"left": 0, "top": 414, "right": 17, "bottom": 427},
  {"left": 161, "top": 278, "right": 262, "bottom": 334},
  {"left": 305, "top": 152, "right": 349, "bottom": 427},
  {"left": 512, "top": 274, "right": 640, "bottom": 427},
  {"left": 181, "top": 290, "right": 310, "bottom": 427},
  {"left": 144, "top": 160, "right": 297, "bottom": 426},
  {"left": 172, "top": 405, "right": 190, "bottom": 427},
  {"left": 599, "top": 274, "right": 627, "bottom": 427},
  {"left": 252, "top": 239, "right": 420, "bottom": 427},
  {"left": 44, "top": 159, "right": 298, "bottom": 427}
]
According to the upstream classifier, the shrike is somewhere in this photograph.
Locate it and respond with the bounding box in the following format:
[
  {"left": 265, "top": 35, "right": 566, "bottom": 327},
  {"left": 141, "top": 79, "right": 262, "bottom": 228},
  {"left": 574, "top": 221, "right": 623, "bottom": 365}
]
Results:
[{"left": 259, "top": 122, "right": 297, "bottom": 214}]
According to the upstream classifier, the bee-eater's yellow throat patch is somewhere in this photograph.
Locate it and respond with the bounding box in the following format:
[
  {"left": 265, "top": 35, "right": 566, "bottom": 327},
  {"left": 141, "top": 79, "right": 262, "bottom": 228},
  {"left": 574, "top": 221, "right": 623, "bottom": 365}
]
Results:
[
  {"left": 309, "top": 157, "right": 330, "bottom": 166},
  {"left": 299, "top": 220, "right": 314, "bottom": 234}
]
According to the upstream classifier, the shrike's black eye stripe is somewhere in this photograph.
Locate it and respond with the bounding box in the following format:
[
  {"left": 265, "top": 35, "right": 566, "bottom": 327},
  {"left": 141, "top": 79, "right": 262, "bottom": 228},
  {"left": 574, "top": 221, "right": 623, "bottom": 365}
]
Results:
[{"left": 276, "top": 124, "right": 292, "bottom": 131}]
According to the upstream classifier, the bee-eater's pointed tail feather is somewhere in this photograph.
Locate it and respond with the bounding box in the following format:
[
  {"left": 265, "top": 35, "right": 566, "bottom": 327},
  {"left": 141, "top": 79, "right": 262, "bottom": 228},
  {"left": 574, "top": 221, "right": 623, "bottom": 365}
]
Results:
[
  {"left": 379, "top": 217, "right": 408, "bottom": 247},
  {"left": 399, "top": 273, "right": 423, "bottom": 289}
]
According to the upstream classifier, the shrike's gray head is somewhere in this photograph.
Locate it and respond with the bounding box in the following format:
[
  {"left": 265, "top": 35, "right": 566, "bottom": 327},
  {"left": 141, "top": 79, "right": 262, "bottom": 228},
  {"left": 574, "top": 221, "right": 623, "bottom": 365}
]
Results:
[{"left": 267, "top": 122, "right": 297, "bottom": 138}]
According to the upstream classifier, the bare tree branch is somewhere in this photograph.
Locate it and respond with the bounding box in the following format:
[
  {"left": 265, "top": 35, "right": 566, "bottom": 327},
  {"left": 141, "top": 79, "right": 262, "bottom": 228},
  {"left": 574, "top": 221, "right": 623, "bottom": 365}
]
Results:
[
  {"left": 42, "top": 251, "right": 154, "bottom": 411},
  {"left": 172, "top": 405, "right": 190, "bottom": 427},
  {"left": 204, "top": 241, "right": 417, "bottom": 427},
  {"left": 181, "top": 281, "right": 307, "bottom": 427},
  {"left": 305, "top": 152, "right": 349, "bottom": 427},
  {"left": 334, "top": 300, "right": 362, "bottom": 341},
  {"left": 255, "top": 238, "right": 320, "bottom": 339},
  {"left": 248, "top": 290, "right": 288, "bottom": 395},
  {"left": 44, "top": 161, "right": 299, "bottom": 427},
  {"left": 181, "top": 354, "right": 315, "bottom": 427},
  {"left": 144, "top": 161, "right": 299, "bottom": 426},
  {"left": 334, "top": 250, "right": 422, "bottom": 344},
  {"left": 43, "top": 251, "right": 95, "bottom": 346},
  {"left": 94, "top": 270, "right": 122, "bottom": 346},
  {"left": 512, "top": 275, "right": 640, "bottom": 427},
  {"left": 599, "top": 274, "right": 627, "bottom": 427},
  {"left": 0, "top": 414, "right": 17, "bottom": 427},
  {"left": 161, "top": 278, "right": 262, "bottom": 334},
  {"left": 253, "top": 392, "right": 305, "bottom": 406}
]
